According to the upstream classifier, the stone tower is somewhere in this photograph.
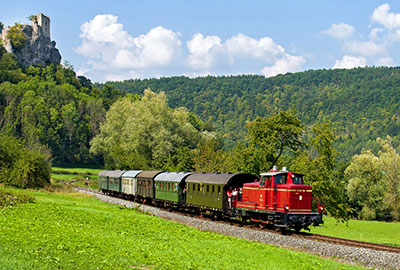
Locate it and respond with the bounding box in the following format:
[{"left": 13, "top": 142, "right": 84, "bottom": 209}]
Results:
[{"left": 35, "top": 13, "right": 50, "bottom": 39}]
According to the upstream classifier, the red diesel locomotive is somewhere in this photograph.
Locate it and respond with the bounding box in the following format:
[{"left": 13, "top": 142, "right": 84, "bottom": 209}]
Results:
[{"left": 235, "top": 166, "right": 324, "bottom": 231}]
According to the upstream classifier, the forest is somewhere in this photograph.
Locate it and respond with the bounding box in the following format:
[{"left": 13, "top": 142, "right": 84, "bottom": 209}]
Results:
[{"left": 102, "top": 67, "right": 400, "bottom": 160}]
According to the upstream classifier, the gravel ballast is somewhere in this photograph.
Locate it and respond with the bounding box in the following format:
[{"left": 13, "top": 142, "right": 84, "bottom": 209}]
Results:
[{"left": 76, "top": 187, "right": 400, "bottom": 269}]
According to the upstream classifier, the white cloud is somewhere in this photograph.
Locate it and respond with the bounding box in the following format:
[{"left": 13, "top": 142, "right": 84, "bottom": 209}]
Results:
[
  {"left": 376, "top": 57, "right": 394, "bottom": 66},
  {"left": 261, "top": 55, "right": 305, "bottom": 77},
  {"left": 76, "top": 14, "right": 305, "bottom": 81},
  {"left": 186, "top": 32, "right": 305, "bottom": 76},
  {"left": 321, "top": 23, "right": 355, "bottom": 39},
  {"left": 333, "top": 55, "right": 367, "bottom": 69},
  {"left": 342, "top": 41, "right": 386, "bottom": 56},
  {"left": 76, "top": 15, "right": 182, "bottom": 74},
  {"left": 225, "top": 33, "right": 285, "bottom": 60},
  {"left": 369, "top": 28, "right": 384, "bottom": 40},
  {"left": 133, "top": 26, "right": 182, "bottom": 68},
  {"left": 371, "top": 4, "right": 400, "bottom": 29},
  {"left": 79, "top": 14, "right": 134, "bottom": 47},
  {"left": 187, "top": 33, "right": 226, "bottom": 70}
]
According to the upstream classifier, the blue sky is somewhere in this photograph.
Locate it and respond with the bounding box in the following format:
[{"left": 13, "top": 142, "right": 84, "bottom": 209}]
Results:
[{"left": 2, "top": 1, "right": 400, "bottom": 82}]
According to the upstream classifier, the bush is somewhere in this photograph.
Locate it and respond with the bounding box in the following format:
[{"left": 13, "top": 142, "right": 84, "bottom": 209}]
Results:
[
  {"left": 6, "top": 24, "right": 27, "bottom": 51},
  {"left": 0, "top": 133, "right": 51, "bottom": 188},
  {"left": 9, "top": 149, "right": 51, "bottom": 188}
]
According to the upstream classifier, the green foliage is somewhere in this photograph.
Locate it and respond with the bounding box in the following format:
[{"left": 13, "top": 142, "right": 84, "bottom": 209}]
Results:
[
  {"left": 27, "top": 15, "right": 37, "bottom": 24},
  {"left": 0, "top": 38, "right": 6, "bottom": 57},
  {"left": 247, "top": 109, "right": 304, "bottom": 172},
  {"left": 91, "top": 89, "right": 203, "bottom": 170},
  {"left": 104, "top": 68, "right": 400, "bottom": 161},
  {"left": 0, "top": 63, "right": 120, "bottom": 165},
  {"left": 0, "top": 133, "right": 51, "bottom": 188},
  {"left": 0, "top": 21, "right": 4, "bottom": 33},
  {"left": 345, "top": 136, "right": 400, "bottom": 221},
  {"left": 193, "top": 136, "right": 226, "bottom": 173},
  {"left": 0, "top": 188, "right": 362, "bottom": 269},
  {"left": 6, "top": 24, "right": 27, "bottom": 51},
  {"left": 292, "top": 122, "right": 352, "bottom": 221}
]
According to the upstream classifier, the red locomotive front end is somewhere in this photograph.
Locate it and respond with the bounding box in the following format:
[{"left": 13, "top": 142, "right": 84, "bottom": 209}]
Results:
[{"left": 236, "top": 166, "right": 323, "bottom": 231}]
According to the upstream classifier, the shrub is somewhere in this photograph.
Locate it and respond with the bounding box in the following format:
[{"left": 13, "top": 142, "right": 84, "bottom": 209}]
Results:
[
  {"left": 9, "top": 149, "right": 51, "bottom": 188},
  {"left": 0, "top": 133, "right": 51, "bottom": 188},
  {"left": 6, "top": 23, "right": 27, "bottom": 51}
]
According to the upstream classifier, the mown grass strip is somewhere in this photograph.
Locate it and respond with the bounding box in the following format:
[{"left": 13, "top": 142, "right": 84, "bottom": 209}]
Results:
[
  {"left": 0, "top": 187, "right": 363, "bottom": 270},
  {"left": 51, "top": 167, "right": 102, "bottom": 175},
  {"left": 310, "top": 216, "right": 400, "bottom": 247}
]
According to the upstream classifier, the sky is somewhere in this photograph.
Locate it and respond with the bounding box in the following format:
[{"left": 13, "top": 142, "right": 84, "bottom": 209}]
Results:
[{"left": 2, "top": 1, "right": 400, "bottom": 82}]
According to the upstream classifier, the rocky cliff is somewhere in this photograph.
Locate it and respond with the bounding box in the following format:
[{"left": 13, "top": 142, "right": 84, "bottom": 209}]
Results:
[{"left": 0, "top": 17, "right": 61, "bottom": 67}]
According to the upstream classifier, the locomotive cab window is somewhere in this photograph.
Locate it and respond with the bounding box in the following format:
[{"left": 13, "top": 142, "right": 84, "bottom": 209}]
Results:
[
  {"left": 292, "top": 174, "right": 303, "bottom": 185},
  {"left": 274, "top": 174, "right": 287, "bottom": 185},
  {"left": 259, "top": 176, "right": 267, "bottom": 187}
]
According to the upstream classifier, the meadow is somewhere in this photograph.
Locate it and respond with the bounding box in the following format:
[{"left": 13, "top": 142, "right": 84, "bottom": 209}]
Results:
[
  {"left": 0, "top": 186, "right": 364, "bottom": 270},
  {"left": 51, "top": 167, "right": 101, "bottom": 189},
  {"left": 310, "top": 216, "right": 400, "bottom": 247}
]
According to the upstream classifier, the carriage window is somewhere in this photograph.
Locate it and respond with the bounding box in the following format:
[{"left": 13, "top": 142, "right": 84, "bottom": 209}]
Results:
[
  {"left": 197, "top": 184, "right": 200, "bottom": 192},
  {"left": 218, "top": 186, "right": 221, "bottom": 194},
  {"left": 206, "top": 185, "right": 209, "bottom": 193},
  {"left": 193, "top": 184, "right": 195, "bottom": 192},
  {"left": 274, "top": 174, "right": 287, "bottom": 185},
  {"left": 212, "top": 185, "right": 215, "bottom": 194}
]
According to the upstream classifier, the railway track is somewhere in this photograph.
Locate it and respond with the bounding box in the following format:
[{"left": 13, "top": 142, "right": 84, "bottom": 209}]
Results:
[
  {"left": 74, "top": 185, "right": 400, "bottom": 255},
  {"left": 294, "top": 233, "right": 400, "bottom": 254}
]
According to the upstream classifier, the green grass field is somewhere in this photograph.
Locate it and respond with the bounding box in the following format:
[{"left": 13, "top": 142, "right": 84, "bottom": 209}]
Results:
[
  {"left": 310, "top": 216, "right": 400, "bottom": 247},
  {"left": 0, "top": 186, "right": 364, "bottom": 270},
  {"left": 51, "top": 167, "right": 102, "bottom": 175},
  {"left": 51, "top": 167, "right": 100, "bottom": 189}
]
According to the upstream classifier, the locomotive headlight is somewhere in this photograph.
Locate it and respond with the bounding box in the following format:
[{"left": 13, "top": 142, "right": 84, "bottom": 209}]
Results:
[
  {"left": 318, "top": 206, "right": 324, "bottom": 213},
  {"left": 284, "top": 205, "right": 289, "bottom": 212}
]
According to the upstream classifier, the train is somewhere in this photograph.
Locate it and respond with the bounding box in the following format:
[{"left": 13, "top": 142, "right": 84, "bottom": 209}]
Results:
[{"left": 98, "top": 166, "right": 324, "bottom": 231}]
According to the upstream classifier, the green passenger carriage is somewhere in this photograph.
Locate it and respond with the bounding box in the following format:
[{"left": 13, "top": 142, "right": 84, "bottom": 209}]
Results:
[
  {"left": 185, "top": 173, "right": 257, "bottom": 211},
  {"left": 154, "top": 172, "right": 193, "bottom": 204},
  {"left": 98, "top": 170, "right": 125, "bottom": 194}
]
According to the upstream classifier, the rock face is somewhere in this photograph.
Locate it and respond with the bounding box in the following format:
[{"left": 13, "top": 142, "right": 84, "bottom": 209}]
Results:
[{"left": 0, "top": 13, "right": 61, "bottom": 67}]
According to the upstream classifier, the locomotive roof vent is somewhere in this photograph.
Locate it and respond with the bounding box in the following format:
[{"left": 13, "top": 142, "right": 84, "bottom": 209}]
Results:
[
  {"left": 281, "top": 167, "right": 287, "bottom": 172},
  {"left": 272, "top": 165, "right": 278, "bottom": 171}
]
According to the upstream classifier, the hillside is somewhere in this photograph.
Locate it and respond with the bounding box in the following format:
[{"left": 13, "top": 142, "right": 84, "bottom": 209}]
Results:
[{"left": 102, "top": 67, "right": 400, "bottom": 159}]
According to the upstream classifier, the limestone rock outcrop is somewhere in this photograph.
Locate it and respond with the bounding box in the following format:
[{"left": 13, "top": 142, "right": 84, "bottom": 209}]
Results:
[{"left": 0, "top": 13, "right": 61, "bottom": 67}]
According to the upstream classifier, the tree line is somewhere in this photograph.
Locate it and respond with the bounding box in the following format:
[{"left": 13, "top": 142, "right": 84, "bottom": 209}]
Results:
[{"left": 102, "top": 68, "right": 400, "bottom": 161}]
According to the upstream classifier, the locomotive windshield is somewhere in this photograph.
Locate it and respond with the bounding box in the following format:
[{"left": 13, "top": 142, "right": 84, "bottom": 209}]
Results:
[
  {"left": 274, "top": 174, "right": 287, "bottom": 184},
  {"left": 292, "top": 174, "right": 303, "bottom": 185}
]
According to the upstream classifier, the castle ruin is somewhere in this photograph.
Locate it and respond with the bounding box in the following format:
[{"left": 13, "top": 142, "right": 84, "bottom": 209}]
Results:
[
  {"left": 35, "top": 13, "right": 51, "bottom": 39},
  {"left": 0, "top": 13, "right": 61, "bottom": 67}
]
